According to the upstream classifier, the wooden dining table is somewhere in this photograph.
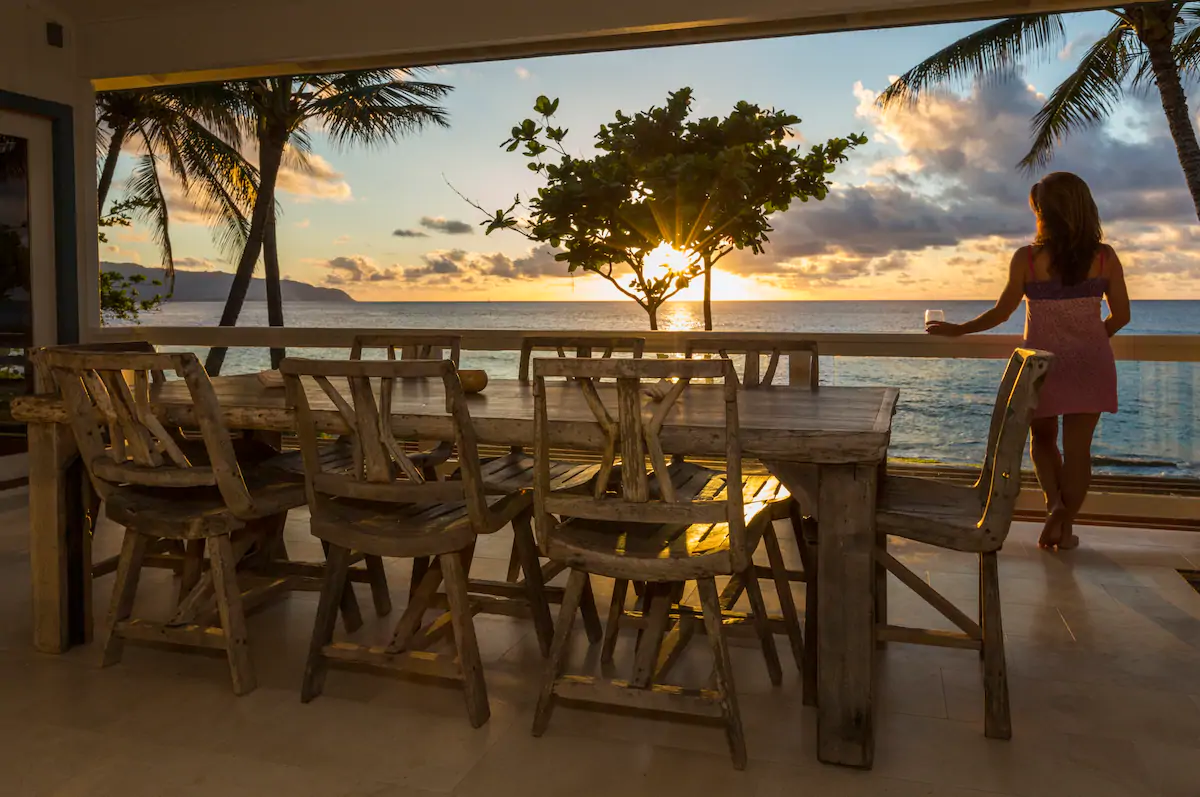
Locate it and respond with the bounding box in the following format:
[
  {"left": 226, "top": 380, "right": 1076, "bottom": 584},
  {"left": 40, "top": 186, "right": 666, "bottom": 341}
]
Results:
[{"left": 13, "top": 374, "right": 898, "bottom": 769}]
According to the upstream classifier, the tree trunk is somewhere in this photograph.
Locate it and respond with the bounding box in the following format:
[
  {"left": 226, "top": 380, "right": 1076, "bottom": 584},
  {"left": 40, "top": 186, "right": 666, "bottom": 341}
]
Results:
[
  {"left": 263, "top": 205, "right": 286, "bottom": 369},
  {"left": 647, "top": 306, "right": 659, "bottom": 331},
  {"left": 1137, "top": 6, "right": 1200, "bottom": 222},
  {"left": 204, "top": 129, "right": 285, "bottom": 375},
  {"left": 97, "top": 120, "right": 130, "bottom": 215},
  {"left": 702, "top": 257, "right": 713, "bottom": 331}
]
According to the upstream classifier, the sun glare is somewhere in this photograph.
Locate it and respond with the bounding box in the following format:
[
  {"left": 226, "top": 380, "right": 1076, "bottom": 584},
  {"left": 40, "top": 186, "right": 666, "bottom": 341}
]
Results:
[{"left": 643, "top": 242, "right": 697, "bottom": 283}]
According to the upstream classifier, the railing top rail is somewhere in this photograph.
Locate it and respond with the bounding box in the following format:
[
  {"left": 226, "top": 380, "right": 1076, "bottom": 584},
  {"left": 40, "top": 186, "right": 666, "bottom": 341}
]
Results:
[{"left": 86, "top": 326, "right": 1200, "bottom": 362}]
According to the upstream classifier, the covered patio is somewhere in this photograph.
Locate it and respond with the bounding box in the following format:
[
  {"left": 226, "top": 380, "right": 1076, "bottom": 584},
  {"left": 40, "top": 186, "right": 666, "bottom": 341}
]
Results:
[{"left": 1, "top": 493, "right": 1198, "bottom": 795}]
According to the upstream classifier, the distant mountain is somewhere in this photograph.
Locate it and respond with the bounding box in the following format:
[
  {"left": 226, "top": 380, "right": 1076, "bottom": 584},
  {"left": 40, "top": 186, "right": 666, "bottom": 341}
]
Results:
[{"left": 101, "top": 262, "right": 355, "bottom": 303}]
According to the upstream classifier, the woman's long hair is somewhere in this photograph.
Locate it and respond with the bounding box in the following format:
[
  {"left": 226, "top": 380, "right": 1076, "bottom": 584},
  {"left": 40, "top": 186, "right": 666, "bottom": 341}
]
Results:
[{"left": 1030, "top": 172, "right": 1103, "bottom": 286}]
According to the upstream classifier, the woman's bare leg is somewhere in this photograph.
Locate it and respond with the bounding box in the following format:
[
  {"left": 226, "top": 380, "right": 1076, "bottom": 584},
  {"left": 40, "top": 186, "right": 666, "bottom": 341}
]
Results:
[
  {"left": 1029, "top": 416, "right": 1066, "bottom": 549},
  {"left": 1057, "top": 413, "right": 1101, "bottom": 550}
]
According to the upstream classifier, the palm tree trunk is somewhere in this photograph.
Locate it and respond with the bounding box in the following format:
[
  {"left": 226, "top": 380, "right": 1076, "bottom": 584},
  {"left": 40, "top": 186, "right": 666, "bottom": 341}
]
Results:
[
  {"left": 1137, "top": 6, "right": 1200, "bottom": 221},
  {"left": 97, "top": 120, "right": 130, "bottom": 214},
  {"left": 702, "top": 257, "right": 713, "bottom": 331},
  {"left": 263, "top": 206, "right": 286, "bottom": 368},
  {"left": 204, "top": 130, "right": 285, "bottom": 375}
]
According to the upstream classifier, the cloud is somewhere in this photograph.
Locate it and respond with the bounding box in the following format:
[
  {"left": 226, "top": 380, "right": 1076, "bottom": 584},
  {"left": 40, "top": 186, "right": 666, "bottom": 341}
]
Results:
[
  {"left": 400, "top": 245, "right": 562, "bottom": 284},
  {"left": 333, "top": 235, "right": 351, "bottom": 245},
  {"left": 419, "top": 216, "right": 475, "bottom": 235},
  {"left": 721, "top": 73, "right": 1199, "bottom": 293},
  {"left": 515, "top": 67, "right": 532, "bottom": 80},
  {"left": 320, "top": 255, "right": 400, "bottom": 285},
  {"left": 275, "top": 152, "right": 352, "bottom": 203},
  {"left": 174, "top": 256, "right": 220, "bottom": 271},
  {"left": 295, "top": 218, "right": 310, "bottom": 229},
  {"left": 102, "top": 244, "right": 141, "bottom": 263},
  {"left": 393, "top": 228, "right": 429, "bottom": 238}
]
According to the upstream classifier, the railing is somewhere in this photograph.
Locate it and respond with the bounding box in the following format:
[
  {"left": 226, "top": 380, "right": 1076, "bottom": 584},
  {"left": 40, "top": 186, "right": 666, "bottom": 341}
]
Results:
[
  {"left": 88, "top": 325, "right": 1198, "bottom": 361},
  {"left": 85, "top": 325, "right": 1200, "bottom": 531}
]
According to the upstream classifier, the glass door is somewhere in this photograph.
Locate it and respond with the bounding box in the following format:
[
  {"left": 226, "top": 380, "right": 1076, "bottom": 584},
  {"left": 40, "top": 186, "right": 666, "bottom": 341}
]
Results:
[{"left": 0, "top": 111, "right": 54, "bottom": 465}]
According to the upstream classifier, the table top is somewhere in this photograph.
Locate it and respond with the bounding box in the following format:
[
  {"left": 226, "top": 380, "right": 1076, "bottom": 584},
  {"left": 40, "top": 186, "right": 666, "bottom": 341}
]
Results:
[{"left": 14, "top": 376, "right": 898, "bottom": 465}]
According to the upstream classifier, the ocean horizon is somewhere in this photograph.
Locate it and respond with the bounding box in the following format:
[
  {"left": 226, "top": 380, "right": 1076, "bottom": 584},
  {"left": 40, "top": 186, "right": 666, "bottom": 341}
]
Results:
[{"left": 121, "top": 299, "right": 1200, "bottom": 478}]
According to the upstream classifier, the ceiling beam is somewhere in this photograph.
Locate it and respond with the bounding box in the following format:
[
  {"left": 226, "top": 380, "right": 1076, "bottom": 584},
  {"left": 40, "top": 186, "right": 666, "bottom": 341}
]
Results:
[{"left": 87, "top": 0, "right": 1110, "bottom": 90}]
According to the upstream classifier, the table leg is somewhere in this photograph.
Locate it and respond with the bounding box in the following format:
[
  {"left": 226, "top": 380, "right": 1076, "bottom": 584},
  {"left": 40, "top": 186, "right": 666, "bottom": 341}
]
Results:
[
  {"left": 28, "top": 421, "right": 88, "bottom": 652},
  {"left": 815, "top": 463, "right": 878, "bottom": 768}
]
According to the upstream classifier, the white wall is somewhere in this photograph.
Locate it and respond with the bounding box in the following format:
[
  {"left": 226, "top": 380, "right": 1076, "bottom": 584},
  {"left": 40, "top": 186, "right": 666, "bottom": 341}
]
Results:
[
  {"left": 1, "top": 1, "right": 99, "bottom": 340},
  {"left": 76, "top": 0, "right": 1111, "bottom": 89}
]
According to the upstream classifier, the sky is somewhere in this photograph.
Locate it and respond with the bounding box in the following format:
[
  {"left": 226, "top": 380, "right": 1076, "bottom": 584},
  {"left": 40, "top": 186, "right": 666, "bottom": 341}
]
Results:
[{"left": 105, "top": 11, "right": 1200, "bottom": 301}]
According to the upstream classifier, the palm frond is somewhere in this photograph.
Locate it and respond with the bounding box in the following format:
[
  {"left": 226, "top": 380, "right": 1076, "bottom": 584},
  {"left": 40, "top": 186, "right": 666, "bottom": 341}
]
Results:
[
  {"left": 173, "top": 114, "right": 258, "bottom": 262},
  {"left": 1019, "top": 21, "right": 1134, "bottom": 172},
  {"left": 125, "top": 153, "right": 175, "bottom": 292},
  {"left": 1172, "top": 11, "right": 1200, "bottom": 82},
  {"left": 301, "top": 70, "right": 452, "bottom": 149},
  {"left": 879, "top": 14, "right": 1065, "bottom": 107}
]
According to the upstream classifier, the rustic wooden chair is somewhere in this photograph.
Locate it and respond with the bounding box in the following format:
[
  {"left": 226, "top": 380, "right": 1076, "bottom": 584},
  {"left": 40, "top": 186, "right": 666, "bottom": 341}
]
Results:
[
  {"left": 871, "top": 348, "right": 1053, "bottom": 740},
  {"left": 517, "top": 335, "right": 646, "bottom": 383},
  {"left": 38, "top": 348, "right": 308, "bottom": 695},
  {"left": 671, "top": 338, "right": 822, "bottom": 682},
  {"left": 530, "top": 357, "right": 793, "bottom": 769},
  {"left": 280, "top": 357, "right": 542, "bottom": 726},
  {"left": 682, "top": 338, "right": 819, "bottom": 389}
]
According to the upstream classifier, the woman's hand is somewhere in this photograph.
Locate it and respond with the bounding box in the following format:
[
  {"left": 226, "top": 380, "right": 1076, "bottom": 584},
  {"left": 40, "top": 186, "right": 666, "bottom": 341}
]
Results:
[{"left": 925, "top": 321, "right": 966, "bottom": 337}]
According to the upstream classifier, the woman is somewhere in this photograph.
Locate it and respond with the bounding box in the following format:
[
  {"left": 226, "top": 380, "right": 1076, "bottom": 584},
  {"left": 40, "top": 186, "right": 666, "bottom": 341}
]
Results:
[{"left": 927, "top": 172, "right": 1130, "bottom": 550}]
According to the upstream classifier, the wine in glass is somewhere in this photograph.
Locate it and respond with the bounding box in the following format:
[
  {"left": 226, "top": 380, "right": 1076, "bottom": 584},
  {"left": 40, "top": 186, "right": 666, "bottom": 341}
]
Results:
[{"left": 924, "top": 309, "right": 945, "bottom": 330}]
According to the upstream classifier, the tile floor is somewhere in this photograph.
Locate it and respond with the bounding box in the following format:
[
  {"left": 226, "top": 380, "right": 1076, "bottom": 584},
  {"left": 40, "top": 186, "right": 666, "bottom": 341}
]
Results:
[{"left": 0, "top": 485, "right": 1198, "bottom": 796}]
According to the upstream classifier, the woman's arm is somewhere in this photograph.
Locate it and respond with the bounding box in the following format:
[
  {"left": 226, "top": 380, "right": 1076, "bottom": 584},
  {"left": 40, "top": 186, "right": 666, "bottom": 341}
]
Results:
[
  {"left": 927, "top": 249, "right": 1026, "bottom": 337},
  {"left": 1103, "top": 246, "right": 1131, "bottom": 337}
]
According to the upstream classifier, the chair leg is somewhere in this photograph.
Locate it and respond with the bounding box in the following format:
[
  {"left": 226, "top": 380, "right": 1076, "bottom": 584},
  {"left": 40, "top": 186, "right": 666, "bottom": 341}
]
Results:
[
  {"left": 792, "top": 509, "right": 819, "bottom": 707},
  {"left": 697, "top": 577, "right": 747, "bottom": 770},
  {"left": 301, "top": 542, "right": 353, "bottom": 703},
  {"left": 98, "top": 529, "right": 149, "bottom": 668},
  {"left": 743, "top": 566, "right": 783, "bottom": 687},
  {"left": 410, "top": 556, "right": 432, "bottom": 602},
  {"left": 505, "top": 541, "right": 522, "bottom": 583},
  {"left": 579, "top": 574, "right": 603, "bottom": 644},
  {"left": 981, "top": 551, "right": 1011, "bottom": 740},
  {"left": 532, "top": 568, "right": 587, "bottom": 737},
  {"left": 631, "top": 584, "right": 672, "bottom": 689},
  {"left": 762, "top": 523, "right": 805, "bottom": 675},
  {"left": 363, "top": 555, "right": 392, "bottom": 617},
  {"left": 512, "top": 512, "right": 554, "bottom": 657},
  {"left": 601, "top": 578, "right": 629, "bottom": 663},
  {"left": 441, "top": 549, "right": 490, "bottom": 728},
  {"left": 210, "top": 533, "right": 256, "bottom": 696},
  {"left": 177, "top": 539, "right": 206, "bottom": 610},
  {"left": 322, "top": 540, "right": 363, "bottom": 633},
  {"left": 978, "top": 554, "right": 986, "bottom": 661},
  {"left": 875, "top": 527, "right": 889, "bottom": 650}
]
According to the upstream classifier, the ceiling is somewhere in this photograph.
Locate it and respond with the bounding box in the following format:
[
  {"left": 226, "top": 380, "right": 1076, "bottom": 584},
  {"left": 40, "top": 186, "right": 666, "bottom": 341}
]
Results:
[{"left": 51, "top": 0, "right": 1113, "bottom": 89}]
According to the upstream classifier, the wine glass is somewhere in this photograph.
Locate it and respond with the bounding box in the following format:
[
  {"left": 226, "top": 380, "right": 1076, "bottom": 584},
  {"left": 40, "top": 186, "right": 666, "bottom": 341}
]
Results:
[{"left": 924, "top": 309, "right": 945, "bottom": 329}]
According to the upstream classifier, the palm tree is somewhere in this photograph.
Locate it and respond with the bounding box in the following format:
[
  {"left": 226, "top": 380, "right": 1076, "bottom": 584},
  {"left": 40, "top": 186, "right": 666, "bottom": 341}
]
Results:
[
  {"left": 878, "top": 3, "right": 1200, "bottom": 221},
  {"left": 203, "top": 70, "right": 452, "bottom": 374},
  {"left": 96, "top": 87, "right": 258, "bottom": 286}
]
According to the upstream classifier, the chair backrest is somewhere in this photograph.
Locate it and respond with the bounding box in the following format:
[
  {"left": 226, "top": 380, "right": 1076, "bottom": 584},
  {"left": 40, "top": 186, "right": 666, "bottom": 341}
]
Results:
[
  {"left": 532, "top": 357, "right": 755, "bottom": 571},
  {"left": 976, "top": 348, "right": 1054, "bottom": 548},
  {"left": 35, "top": 348, "right": 255, "bottom": 516},
  {"left": 683, "top": 338, "right": 819, "bottom": 389},
  {"left": 279, "top": 358, "right": 491, "bottom": 531},
  {"left": 518, "top": 336, "right": 646, "bottom": 383},
  {"left": 349, "top": 333, "right": 461, "bottom": 367}
]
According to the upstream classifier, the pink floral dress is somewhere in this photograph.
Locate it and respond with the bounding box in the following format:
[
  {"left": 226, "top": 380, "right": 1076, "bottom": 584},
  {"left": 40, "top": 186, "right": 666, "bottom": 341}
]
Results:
[{"left": 1022, "top": 246, "right": 1118, "bottom": 418}]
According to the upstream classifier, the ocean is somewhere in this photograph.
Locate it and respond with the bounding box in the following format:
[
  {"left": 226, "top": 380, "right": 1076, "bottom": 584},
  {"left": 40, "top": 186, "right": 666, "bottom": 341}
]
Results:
[{"left": 125, "top": 300, "right": 1200, "bottom": 478}]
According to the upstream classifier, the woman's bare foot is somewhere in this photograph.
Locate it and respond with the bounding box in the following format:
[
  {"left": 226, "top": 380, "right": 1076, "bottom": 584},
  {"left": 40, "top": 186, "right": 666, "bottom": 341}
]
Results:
[
  {"left": 1038, "top": 505, "right": 1068, "bottom": 549},
  {"left": 1057, "top": 521, "right": 1080, "bottom": 550}
]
